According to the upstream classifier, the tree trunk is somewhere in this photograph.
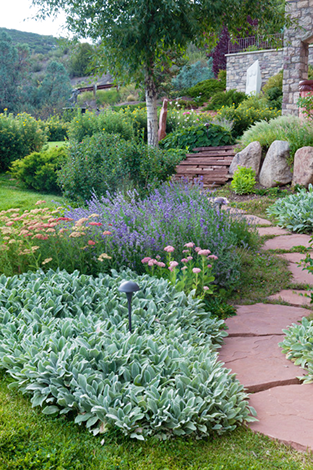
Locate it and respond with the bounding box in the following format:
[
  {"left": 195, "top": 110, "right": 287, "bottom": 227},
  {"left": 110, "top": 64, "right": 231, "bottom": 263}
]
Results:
[{"left": 145, "top": 75, "right": 159, "bottom": 148}]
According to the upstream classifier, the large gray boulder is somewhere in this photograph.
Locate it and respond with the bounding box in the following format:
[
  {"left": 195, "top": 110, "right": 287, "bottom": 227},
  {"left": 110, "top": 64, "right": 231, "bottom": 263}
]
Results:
[
  {"left": 259, "top": 141, "right": 292, "bottom": 188},
  {"left": 229, "top": 141, "right": 262, "bottom": 176},
  {"left": 292, "top": 146, "right": 313, "bottom": 187}
]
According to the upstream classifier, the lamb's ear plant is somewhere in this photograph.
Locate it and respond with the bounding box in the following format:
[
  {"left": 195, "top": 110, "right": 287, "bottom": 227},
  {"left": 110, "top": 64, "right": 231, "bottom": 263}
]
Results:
[
  {"left": 231, "top": 166, "right": 256, "bottom": 195},
  {"left": 267, "top": 184, "right": 313, "bottom": 233},
  {"left": 0, "top": 269, "right": 256, "bottom": 440}
]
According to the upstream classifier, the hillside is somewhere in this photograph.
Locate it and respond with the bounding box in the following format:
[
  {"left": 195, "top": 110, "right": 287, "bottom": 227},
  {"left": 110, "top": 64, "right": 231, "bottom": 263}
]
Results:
[{"left": 0, "top": 27, "right": 57, "bottom": 54}]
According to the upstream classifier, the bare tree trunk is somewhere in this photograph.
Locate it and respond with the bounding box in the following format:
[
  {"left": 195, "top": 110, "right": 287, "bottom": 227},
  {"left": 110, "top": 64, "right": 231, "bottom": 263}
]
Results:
[{"left": 145, "top": 74, "right": 159, "bottom": 148}]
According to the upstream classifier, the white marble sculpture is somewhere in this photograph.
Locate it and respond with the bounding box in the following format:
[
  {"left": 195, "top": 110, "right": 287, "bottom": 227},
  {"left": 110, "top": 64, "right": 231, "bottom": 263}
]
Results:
[{"left": 246, "top": 60, "right": 261, "bottom": 95}]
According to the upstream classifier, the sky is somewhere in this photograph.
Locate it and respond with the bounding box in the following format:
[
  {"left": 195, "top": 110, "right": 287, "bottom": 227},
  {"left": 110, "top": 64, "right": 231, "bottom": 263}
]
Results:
[{"left": 1, "top": 0, "right": 68, "bottom": 37}]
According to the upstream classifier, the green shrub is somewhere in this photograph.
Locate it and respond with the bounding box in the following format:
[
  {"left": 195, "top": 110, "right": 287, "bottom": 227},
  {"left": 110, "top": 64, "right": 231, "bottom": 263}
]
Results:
[
  {"left": 205, "top": 89, "right": 248, "bottom": 111},
  {"left": 238, "top": 115, "right": 313, "bottom": 162},
  {"left": 160, "top": 123, "right": 234, "bottom": 150},
  {"left": 58, "top": 132, "right": 184, "bottom": 201},
  {"left": 267, "top": 184, "right": 313, "bottom": 233},
  {"left": 186, "top": 79, "right": 226, "bottom": 105},
  {"left": 67, "top": 108, "right": 136, "bottom": 142},
  {"left": 217, "top": 69, "right": 227, "bottom": 82},
  {"left": 166, "top": 108, "right": 211, "bottom": 133},
  {"left": 262, "top": 71, "right": 283, "bottom": 95},
  {"left": 231, "top": 166, "right": 256, "bottom": 195},
  {"left": 0, "top": 111, "right": 46, "bottom": 172},
  {"left": 10, "top": 146, "right": 67, "bottom": 192},
  {"left": 95, "top": 89, "right": 121, "bottom": 106},
  {"left": 40, "top": 115, "right": 69, "bottom": 141},
  {"left": 0, "top": 268, "right": 255, "bottom": 440},
  {"left": 216, "top": 95, "right": 280, "bottom": 138}
]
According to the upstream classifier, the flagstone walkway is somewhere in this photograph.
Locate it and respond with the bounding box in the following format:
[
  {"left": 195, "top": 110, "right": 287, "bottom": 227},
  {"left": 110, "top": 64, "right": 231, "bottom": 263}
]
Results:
[{"left": 219, "top": 210, "right": 313, "bottom": 452}]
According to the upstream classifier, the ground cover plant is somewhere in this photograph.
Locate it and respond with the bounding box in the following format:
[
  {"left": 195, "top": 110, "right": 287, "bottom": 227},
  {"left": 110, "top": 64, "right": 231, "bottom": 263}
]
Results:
[
  {"left": 267, "top": 185, "right": 313, "bottom": 233},
  {"left": 160, "top": 123, "right": 234, "bottom": 150},
  {"left": 0, "top": 268, "right": 257, "bottom": 440}
]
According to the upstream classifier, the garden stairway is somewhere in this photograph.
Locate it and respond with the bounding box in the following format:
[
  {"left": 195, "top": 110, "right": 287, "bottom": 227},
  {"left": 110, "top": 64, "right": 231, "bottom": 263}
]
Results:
[
  {"left": 219, "top": 210, "right": 313, "bottom": 452},
  {"left": 174, "top": 145, "right": 236, "bottom": 186}
]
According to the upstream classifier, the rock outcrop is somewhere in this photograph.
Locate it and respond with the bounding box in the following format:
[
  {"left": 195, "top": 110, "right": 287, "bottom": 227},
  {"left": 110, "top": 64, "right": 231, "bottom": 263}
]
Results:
[
  {"left": 229, "top": 141, "right": 262, "bottom": 176},
  {"left": 259, "top": 140, "right": 292, "bottom": 188},
  {"left": 292, "top": 146, "right": 313, "bottom": 187}
]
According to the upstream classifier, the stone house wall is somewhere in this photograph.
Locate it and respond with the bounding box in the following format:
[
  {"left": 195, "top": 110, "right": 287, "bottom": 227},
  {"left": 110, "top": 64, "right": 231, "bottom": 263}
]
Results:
[{"left": 226, "top": 46, "right": 313, "bottom": 92}]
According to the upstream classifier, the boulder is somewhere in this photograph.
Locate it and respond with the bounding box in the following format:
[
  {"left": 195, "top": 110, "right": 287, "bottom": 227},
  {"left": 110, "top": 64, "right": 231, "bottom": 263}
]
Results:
[
  {"left": 229, "top": 141, "right": 262, "bottom": 176},
  {"left": 292, "top": 146, "right": 313, "bottom": 187},
  {"left": 259, "top": 140, "right": 292, "bottom": 188}
]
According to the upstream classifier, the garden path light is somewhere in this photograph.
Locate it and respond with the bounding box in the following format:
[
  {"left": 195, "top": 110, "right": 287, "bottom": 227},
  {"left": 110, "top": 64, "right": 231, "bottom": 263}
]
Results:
[{"left": 118, "top": 281, "right": 140, "bottom": 333}]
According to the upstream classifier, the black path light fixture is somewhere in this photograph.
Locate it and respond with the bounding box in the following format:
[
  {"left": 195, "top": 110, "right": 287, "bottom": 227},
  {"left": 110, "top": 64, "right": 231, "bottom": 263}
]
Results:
[{"left": 118, "top": 281, "right": 140, "bottom": 333}]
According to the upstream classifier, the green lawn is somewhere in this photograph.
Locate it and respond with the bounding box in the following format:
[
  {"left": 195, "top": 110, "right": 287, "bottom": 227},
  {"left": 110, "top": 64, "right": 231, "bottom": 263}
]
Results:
[
  {"left": 0, "top": 372, "right": 312, "bottom": 469},
  {"left": 0, "top": 173, "right": 67, "bottom": 211},
  {"left": 0, "top": 179, "right": 313, "bottom": 468}
]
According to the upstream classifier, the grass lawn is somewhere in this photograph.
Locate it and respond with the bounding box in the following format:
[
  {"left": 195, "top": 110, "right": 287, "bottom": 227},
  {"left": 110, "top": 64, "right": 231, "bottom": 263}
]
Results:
[
  {"left": 0, "top": 372, "right": 312, "bottom": 469},
  {"left": 0, "top": 179, "right": 312, "bottom": 468},
  {"left": 0, "top": 173, "right": 67, "bottom": 211}
]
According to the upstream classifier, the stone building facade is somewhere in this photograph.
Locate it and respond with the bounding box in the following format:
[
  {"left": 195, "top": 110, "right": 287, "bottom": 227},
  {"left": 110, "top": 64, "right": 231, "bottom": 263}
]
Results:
[
  {"left": 226, "top": 0, "right": 313, "bottom": 115},
  {"left": 282, "top": 0, "right": 313, "bottom": 115},
  {"left": 226, "top": 47, "right": 313, "bottom": 93}
]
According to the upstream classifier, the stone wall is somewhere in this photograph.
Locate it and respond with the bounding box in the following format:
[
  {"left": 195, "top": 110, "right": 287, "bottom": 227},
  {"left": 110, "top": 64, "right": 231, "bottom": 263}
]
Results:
[
  {"left": 282, "top": 0, "right": 313, "bottom": 115},
  {"left": 226, "top": 46, "right": 313, "bottom": 93}
]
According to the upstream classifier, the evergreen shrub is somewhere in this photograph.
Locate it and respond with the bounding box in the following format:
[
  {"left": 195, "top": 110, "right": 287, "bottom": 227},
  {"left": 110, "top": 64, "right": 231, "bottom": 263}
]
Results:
[{"left": 186, "top": 79, "right": 226, "bottom": 105}]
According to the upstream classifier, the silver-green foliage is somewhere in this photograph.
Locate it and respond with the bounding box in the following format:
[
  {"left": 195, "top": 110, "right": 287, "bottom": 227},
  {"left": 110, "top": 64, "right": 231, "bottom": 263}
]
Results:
[
  {"left": 0, "top": 269, "right": 255, "bottom": 439},
  {"left": 267, "top": 185, "right": 313, "bottom": 233},
  {"left": 280, "top": 317, "right": 313, "bottom": 384}
]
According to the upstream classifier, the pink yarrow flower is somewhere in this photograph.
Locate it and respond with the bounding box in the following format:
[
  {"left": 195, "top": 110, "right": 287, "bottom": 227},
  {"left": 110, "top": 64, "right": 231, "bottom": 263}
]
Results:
[
  {"left": 192, "top": 268, "right": 201, "bottom": 274},
  {"left": 141, "top": 257, "right": 152, "bottom": 263},
  {"left": 181, "top": 258, "right": 188, "bottom": 263},
  {"left": 89, "top": 222, "right": 103, "bottom": 226},
  {"left": 148, "top": 259, "right": 156, "bottom": 266},
  {"left": 208, "top": 254, "right": 218, "bottom": 260},
  {"left": 194, "top": 247, "right": 202, "bottom": 253},
  {"left": 207, "top": 264, "right": 212, "bottom": 269},
  {"left": 198, "top": 249, "right": 211, "bottom": 256},
  {"left": 164, "top": 245, "right": 175, "bottom": 253},
  {"left": 157, "top": 262, "right": 166, "bottom": 268},
  {"left": 203, "top": 286, "right": 210, "bottom": 291},
  {"left": 88, "top": 240, "right": 96, "bottom": 246},
  {"left": 169, "top": 261, "right": 179, "bottom": 267},
  {"left": 184, "top": 242, "right": 195, "bottom": 248}
]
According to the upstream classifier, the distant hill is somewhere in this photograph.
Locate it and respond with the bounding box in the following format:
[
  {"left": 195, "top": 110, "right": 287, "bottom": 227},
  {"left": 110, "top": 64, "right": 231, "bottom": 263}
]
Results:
[{"left": 0, "top": 27, "right": 58, "bottom": 54}]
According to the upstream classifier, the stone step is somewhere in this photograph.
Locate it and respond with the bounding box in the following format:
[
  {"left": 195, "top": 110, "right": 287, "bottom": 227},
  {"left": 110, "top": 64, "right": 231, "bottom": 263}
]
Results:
[
  {"left": 262, "top": 234, "right": 312, "bottom": 250},
  {"left": 249, "top": 384, "right": 313, "bottom": 452},
  {"left": 225, "top": 304, "right": 308, "bottom": 336},
  {"left": 219, "top": 335, "right": 304, "bottom": 393},
  {"left": 268, "top": 289, "right": 312, "bottom": 308}
]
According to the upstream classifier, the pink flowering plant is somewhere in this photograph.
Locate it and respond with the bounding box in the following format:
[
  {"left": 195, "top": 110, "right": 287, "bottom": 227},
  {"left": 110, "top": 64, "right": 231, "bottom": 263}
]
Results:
[
  {"left": 141, "top": 242, "right": 217, "bottom": 298},
  {"left": 0, "top": 202, "right": 113, "bottom": 276}
]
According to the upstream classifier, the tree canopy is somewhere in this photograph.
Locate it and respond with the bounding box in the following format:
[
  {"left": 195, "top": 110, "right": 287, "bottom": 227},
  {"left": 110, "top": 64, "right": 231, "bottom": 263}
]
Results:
[{"left": 32, "top": 0, "right": 287, "bottom": 145}]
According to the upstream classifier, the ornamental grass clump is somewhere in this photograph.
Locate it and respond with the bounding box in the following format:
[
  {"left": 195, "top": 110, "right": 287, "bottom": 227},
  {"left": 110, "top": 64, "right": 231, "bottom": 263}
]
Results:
[
  {"left": 0, "top": 268, "right": 256, "bottom": 440},
  {"left": 64, "top": 180, "right": 259, "bottom": 290}
]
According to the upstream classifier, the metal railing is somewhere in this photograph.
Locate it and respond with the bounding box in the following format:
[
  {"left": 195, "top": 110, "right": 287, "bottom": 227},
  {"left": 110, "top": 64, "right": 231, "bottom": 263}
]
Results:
[{"left": 228, "top": 33, "right": 284, "bottom": 54}]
